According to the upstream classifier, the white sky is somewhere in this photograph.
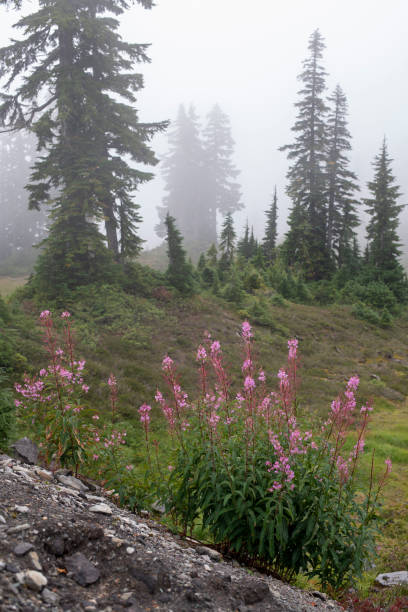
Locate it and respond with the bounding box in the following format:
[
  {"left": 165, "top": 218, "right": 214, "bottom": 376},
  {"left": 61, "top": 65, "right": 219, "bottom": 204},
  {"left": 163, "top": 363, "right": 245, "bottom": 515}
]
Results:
[{"left": 1, "top": 0, "right": 407, "bottom": 250}]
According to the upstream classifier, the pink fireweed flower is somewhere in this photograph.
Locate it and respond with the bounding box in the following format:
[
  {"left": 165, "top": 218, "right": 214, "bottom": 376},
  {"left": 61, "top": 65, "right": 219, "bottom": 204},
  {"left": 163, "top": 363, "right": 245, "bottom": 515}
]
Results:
[
  {"left": 242, "top": 358, "right": 252, "bottom": 372},
  {"left": 196, "top": 345, "right": 207, "bottom": 361},
  {"left": 360, "top": 404, "right": 373, "bottom": 414},
  {"left": 258, "top": 370, "right": 266, "bottom": 383},
  {"left": 125, "top": 465, "right": 133, "bottom": 471},
  {"left": 244, "top": 376, "right": 256, "bottom": 392},
  {"left": 208, "top": 412, "right": 220, "bottom": 430},
  {"left": 39, "top": 310, "right": 51, "bottom": 320},
  {"left": 73, "top": 406, "right": 82, "bottom": 414},
  {"left": 241, "top": 320, "right": 253, "bottom": 341},
  {"left": 14, "top": 399, "right": 22, "bottom": 407},
  {"left": 347, "top": 376, "right": 360, "bottom": 391},
  {"left": 162, "top": 355, "right": 173, "bottom": 371},
  {"left": 168, "top": 465, "right": 174, "bottom": 471},
  {"left": 107, "top": 374, "right": 117, "bottom": 388},
  {"left": 82, "top": 384, "right": 90, "bottom": 393},
  {"left": 77, "top": 360, "right": 86, "bottom": 372},
  {"left": 352, "top": 438, "right": 365, "bottom": 458},
  {"left": 61, "top": 311, "right": 71, "bottom": 319},
  {"left": 210, "top": 340, "right": 221, "bottom": 355},
  {"left": 39, "top": 369, "right": 47, "bottom": 377},
  {"left": 55, "top": 348, "right": 64, "bottom": 357},
  {"left": 93, "top": 454, "right": 99, "bottom": 461},
  {"left": 92, "top": 414, "right": 99, "bottom": 420},
  {"left": 139, "top": 404, "right": 151, "bottom": 425},
  {"left": 288, "top": 338, "right": 298, "bottom": 360},
  {"left": 385, "top": 458, "right": 392, "bottom": 473}
]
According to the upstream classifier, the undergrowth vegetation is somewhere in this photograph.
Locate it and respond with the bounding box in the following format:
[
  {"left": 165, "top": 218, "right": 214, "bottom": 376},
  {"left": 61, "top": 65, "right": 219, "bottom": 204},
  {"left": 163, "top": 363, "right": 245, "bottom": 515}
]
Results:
[{"left": 10, "top": 310, "right": 394, "bottom": 592}]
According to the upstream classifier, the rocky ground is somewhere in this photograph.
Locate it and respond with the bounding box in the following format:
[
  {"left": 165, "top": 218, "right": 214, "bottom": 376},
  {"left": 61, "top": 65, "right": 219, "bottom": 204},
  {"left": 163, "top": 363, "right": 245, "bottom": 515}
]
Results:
[{"left": 0, "top": 449, "right": 346, "bottom": 612}]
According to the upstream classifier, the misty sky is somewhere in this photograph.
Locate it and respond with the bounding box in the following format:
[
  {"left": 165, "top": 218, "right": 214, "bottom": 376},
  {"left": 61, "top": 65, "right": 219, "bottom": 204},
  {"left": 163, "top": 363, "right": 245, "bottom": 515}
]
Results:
[{"left": 1, "top": 0, "right": 407, "bottom": 252}]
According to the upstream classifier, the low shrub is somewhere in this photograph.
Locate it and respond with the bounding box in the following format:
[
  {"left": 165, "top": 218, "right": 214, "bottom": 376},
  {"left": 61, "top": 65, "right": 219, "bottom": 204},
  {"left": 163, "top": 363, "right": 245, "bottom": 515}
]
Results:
[{"left": 143, "top": 322, "right": 391, "bottom": 590}]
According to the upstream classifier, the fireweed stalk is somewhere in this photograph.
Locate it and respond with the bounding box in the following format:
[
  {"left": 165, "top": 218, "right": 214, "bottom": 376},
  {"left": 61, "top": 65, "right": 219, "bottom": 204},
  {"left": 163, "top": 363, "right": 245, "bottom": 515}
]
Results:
[
  {"left": 14, "top": 311, "right": 128, "bottom": 481},
  {"left": 141, "top": 321, "right": 392, "bottom": 589}
]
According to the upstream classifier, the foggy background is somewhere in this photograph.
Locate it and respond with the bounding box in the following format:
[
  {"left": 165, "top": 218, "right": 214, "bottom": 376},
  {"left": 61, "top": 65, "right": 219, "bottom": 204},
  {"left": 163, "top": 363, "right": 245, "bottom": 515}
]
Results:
[{"left": 1, "top": 0, "right": 407, "bottom": 253}]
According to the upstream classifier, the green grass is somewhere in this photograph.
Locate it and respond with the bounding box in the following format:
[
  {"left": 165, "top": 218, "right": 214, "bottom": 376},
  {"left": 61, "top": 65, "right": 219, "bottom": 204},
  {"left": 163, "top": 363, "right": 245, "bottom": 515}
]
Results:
[
  {"left": 6, "top": 281, "right": 408, "bottom": 605},
  {"left": 0, "top": 276, "right": 27, "bottom": 297}
]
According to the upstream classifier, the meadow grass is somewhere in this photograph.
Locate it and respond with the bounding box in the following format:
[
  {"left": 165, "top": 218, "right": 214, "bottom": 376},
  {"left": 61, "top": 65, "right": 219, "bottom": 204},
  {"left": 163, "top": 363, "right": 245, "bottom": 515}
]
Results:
[{"left": 0, "top": 276, "right": 27, "bottom": 297}]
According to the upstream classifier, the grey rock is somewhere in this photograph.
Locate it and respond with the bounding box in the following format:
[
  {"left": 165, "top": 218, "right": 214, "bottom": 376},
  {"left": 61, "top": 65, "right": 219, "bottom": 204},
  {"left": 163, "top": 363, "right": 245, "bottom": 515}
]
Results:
[
  {"left": 64, "top": 552, "right": 100, "bottom": 586},
  {"left": 16, "top": 569, "right": 47, "bottom": 592},
  {"left": 89, "top": 503, "right": 112, "bottom": 515},
  {"left": 28, "top": 551, "right": 42, "bottom": 571},
  {"left": 13, "top": 542, "right": 34, "bottom": 556},
  {"left": 196, "top": 545, "right": 222, "bottom": 562},
  {"left": 0, "top": 454, "right": 13, "bottom": 467},
  {"left": 57, "top": 474, "right": 89, "bottom": 491},
  {"left": 240, "top": 578, "right": 270, "bottom": 605},
  {"left": 0, "top": 559, "right": 5, "bottom": 570},
  {"left": 0, "top": 514, "right": 6, "bottom": 524},
  {"left": 375, "top": 571, "right": 408, "bottom": 586},
  {"left": 42, "top": 588, "right": 60, "bottom": 604},
  {"left": 151, "top": 500, "right": 165, "bottom": 514},
  {"left": 14, "top": 505, "right": 29, "bottom": 513},
  {"left": 11, "top": 438, "right": 39, "bottom": 465},
  {"left": 7, "top": 523, "right": 30, "bottom": 534},
  {"left": 34, "top": 468, "right": 53, "bottom": 482}
]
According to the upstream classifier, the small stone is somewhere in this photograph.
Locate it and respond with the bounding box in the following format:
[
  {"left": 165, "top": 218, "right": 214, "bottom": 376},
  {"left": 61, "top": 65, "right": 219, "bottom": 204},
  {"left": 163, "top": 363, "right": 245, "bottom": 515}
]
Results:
[
  {"left": 14, "top": 505, "right": 29, "bottom": 513},
  {"left": 14, "top": 542, "right": 34, "bottom": 556},
  {"left": 111, "top": 537, "right": 124, "bottom": 547},
  {"left": 375, "top": 571, "right": 408, "bottom": 586},
  {"left": 0, "top": 514, "right": 6, "bottom": 524},
  {"left": 0, "top": 454, "right": 13, "bottom": 467},
  {"left": 151, "top": 501, "right": 165, "bottom": 514},
  {"left": 28, "top": 551, "right": 42, "bottom": 571},
  {"left": 64, "top": 552, "right": 100, "bottom": 586},
  {"left": 126, "top": 547, "right": 135, "bottom": 554},
  {"left": 57, "top": 474, "right": 89, "bottom": 491},
  {"left": 42, "top": 588, "right": 59, "bottom": 604},
  {"left": 12, "top": 438, "right": 39, "bottom": 465},
  {"left": 196, "top": 545, "right": 222, "bottom": 562},
  {"left": 204, "top": 564, "right": 211, "bottom": 571},
  {"left": 7, "top": 523, "right": 30, "bottom": 534},
  {"left": 89, "top": 503, "right": 112, "bottom": 515},
  {"left": 35, "top": 468, "right": 53, "bottom": 482},
  {"left": 0, "top": 559, "right": 5, "bottom": 570},
  {"left": 17, "top": 569, "right": 47, "bottom": 592}
]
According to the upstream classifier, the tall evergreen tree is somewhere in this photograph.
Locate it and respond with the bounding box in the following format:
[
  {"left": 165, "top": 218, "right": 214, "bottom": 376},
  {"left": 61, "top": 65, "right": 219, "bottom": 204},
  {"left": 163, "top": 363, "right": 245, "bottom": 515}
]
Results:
[
  {"left": 157, "top": 105, "right": 207, "bottom": 252},
  {"left": 202, "top": 104, "right": 242, "bottom": 243},
  {"left": 164, "top": 212, "right": 194, "bottom": 295},
  {"left": 219, "top": 212, "right": 236, "bottom": 265},
  {"left": 280, "top": 29, "right": 329, "bottom": 280},
  {"left": 326, "top": 85, "right": 360, "bottom": 267},
  {"left": 0, "top": 0, "right": 166, "bottom": 290},
  {"left": 262, "top": 186, "right": 278, "bottom": 263},
  {"left": 364, "top": 139, "right": 405, "bottom": 293}
]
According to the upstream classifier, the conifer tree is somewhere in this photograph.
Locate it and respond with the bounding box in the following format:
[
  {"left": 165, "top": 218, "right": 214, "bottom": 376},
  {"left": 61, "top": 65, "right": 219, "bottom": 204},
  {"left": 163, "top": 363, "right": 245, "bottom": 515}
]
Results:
[
  {"left": 326, "top": 85, "right": 360, "bottom": 267},
  {"left": 280, "top": 30, "right": 329, "bottom": 279},
  {"left": 202, "top": 104, "right": 242, "bottom": 243},
  {"left": 0, "top": 0, "right": 166, "bottom": 289},
  {"left": 262, "top": 186, "right": 278, "bottom": 263},
  {"left": 157, "top": 105, "right": 207, "bottom": 252},
  {"left": 164, "top": 213, "right": 195, "bottom": 295},
  {"left": 219, "top": 212, "right": 236, "bottom": 265},
  {"left": 237, "top": 220, "right": 250, "bottom": 259},
  {"left": 364, "top": 139, "right": 405, "bottom": 294}
]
